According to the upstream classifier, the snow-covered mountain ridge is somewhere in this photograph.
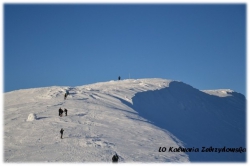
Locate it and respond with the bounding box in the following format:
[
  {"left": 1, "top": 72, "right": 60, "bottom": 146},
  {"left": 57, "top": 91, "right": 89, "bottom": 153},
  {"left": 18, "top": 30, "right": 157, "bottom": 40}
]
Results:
[{"left": 4, "top": 78, "right": 246, "bottom": 162}]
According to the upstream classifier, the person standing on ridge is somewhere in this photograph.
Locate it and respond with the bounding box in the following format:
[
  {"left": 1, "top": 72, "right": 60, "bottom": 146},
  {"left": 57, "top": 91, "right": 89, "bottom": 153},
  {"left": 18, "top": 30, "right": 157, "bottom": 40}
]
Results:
[
  {"left": 60, "top": 128, "right": 64, "bottom": 139},
  {"left": 118, "top": 76, "right": 121, "bottom": 80}
]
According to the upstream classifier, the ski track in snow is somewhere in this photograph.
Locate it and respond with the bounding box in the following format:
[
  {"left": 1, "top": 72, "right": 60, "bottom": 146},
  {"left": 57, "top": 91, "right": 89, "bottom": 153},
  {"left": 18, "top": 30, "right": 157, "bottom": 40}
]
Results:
[{"left": 4, "top": 78, "right": 246, "bottom": 162}]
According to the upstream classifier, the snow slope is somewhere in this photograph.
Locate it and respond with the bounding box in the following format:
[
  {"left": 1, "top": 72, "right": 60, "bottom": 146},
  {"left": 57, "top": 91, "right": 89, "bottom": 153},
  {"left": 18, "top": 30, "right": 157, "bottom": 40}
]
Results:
[{"left": 4, "top": 78, "right": 246, "bottom": 162}]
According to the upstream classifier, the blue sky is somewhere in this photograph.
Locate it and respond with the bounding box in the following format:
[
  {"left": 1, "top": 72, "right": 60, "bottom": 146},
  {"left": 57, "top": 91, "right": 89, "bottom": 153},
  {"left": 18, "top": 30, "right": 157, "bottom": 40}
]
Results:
[{"left": 4, "top": 4, "right": 246, "bottom": 95}]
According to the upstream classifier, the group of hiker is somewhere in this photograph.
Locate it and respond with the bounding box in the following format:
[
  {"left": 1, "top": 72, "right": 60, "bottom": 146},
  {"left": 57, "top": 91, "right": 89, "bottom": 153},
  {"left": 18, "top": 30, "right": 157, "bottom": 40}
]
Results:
[
  {"left": 60, "top": 91, "right": 69, "bottom": 117},
  {"left": 59, "top": 91, "right": 69, "bottom": 140},
  {"left": 59, "top": 107, "right": 68, "bottom": 117},
  {"left": 58, "top": 89, "right": 120, "bottom": 162}
]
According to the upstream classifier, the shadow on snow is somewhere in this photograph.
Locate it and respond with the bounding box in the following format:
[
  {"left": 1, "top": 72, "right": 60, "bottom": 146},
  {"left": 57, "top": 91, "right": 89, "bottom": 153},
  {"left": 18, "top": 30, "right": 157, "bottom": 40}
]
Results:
[{"left": 118, "top": 81, "right": 246, "bottom": 162}]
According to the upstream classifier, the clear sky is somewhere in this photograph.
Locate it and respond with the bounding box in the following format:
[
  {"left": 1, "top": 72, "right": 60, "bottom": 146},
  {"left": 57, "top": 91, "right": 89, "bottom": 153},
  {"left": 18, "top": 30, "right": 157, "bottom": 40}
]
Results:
[{"left": 4, "top": 4, "right": 246, "bottom": 95}]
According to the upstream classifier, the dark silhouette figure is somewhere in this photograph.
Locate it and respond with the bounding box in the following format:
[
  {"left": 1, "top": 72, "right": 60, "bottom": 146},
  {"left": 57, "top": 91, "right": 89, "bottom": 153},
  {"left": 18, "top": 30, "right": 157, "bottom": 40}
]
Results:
[
  {"left": 64, "top": 93, "right": 67, "bottom": 100},
  {"left": 112, "top": 154, "right": 119, "bottom": 163},
  {"left": 59, "top": 108, "right": 64, "bottom": 117},
  {"left": 64, "top": 108, "right": 68, "bottom": 116},
  {"left": 118, "top": 76, "right": 121, "bottom": 80},
  {"left": 59, "top": 108, "right": 63, "bottom": 116},
  {"left": 60, "top": 128, "right": 64, "bottom": 139}
]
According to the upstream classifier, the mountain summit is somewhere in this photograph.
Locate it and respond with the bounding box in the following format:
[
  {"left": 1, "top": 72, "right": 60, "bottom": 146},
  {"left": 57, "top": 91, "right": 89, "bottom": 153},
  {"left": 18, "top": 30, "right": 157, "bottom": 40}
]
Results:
[{"left": 4, "top": 78, "right": 246, "bottom": 162}]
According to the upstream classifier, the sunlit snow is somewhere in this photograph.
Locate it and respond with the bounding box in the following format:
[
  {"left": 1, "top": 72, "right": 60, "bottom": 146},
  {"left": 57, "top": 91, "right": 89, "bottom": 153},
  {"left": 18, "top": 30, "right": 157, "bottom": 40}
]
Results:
[{"left": 4, "top": 78, "right": 246, "bottom": 162}]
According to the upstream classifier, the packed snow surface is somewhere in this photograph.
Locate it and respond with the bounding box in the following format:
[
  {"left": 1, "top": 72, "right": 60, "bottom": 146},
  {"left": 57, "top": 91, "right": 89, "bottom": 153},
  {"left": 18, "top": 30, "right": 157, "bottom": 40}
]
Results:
[{"left": 4, "top": 78, "right": 246, "bottom": 162}]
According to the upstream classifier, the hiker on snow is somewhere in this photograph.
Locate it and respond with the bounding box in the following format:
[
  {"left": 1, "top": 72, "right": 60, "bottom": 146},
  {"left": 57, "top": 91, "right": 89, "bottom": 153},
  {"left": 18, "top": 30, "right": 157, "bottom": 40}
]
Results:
[
  {"left": 60, "top": 128, "right": 64, "bottom": 139},
  {"left": 64, "top": 108, "right": 68, "bottom": 116},
  {"left": 118, "top": 76, "right": 121, "bottom": 80},
  {"left": 112, "top": 153, "right": 119, "bottom": 163},
  {"left": 59, "top": 108, "right": 62, "bottom": 116},
  {"left": 64, "top": 93, "right": 67, "bottom": 100},
  {"left": 59, "top": 108, "right": 63, "bottom": 117}
]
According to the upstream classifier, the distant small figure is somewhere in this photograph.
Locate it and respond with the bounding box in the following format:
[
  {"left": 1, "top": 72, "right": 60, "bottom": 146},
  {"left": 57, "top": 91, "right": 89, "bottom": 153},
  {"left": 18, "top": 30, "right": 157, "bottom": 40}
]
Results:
[
  {"left": 118, "top": 76, "right": 121, "bottom": 80},
  {"left": 60, "top": 128, "right": 64, "bottom": 139},
  {"left": 64, "top": 108, "right": 68, "bottom": 116},
  {"left": 59, "top": 108, "right": 63, "bottom": 117},
  {"left": 64, "top": 93, "right": 68, "bottom": 100},
  {"left": 112, "top": 153, "right": 119, "bottom": 163},
  {"left": 66, "top": 90, "right": 69, "bottom": 95}
]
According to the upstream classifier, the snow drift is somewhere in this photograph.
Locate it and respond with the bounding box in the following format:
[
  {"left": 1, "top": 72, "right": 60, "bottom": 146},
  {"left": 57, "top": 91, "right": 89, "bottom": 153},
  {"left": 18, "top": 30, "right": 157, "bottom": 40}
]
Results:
[{"left": 4, "top": 78, "right": 246, "bottom": 162}]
